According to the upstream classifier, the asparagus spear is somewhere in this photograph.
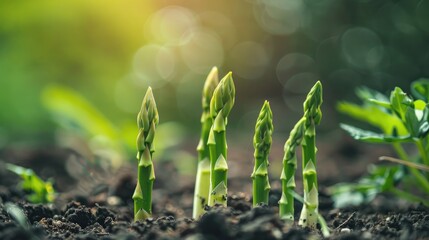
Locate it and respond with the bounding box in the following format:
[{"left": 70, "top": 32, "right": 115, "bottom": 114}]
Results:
[
  {"left": 193, "top": 67, "right": 219, "bottom": 218},
  {"left": 132, "top": 87, "right": 159, "bottom": 221},
  {"left": 298, "top": 81, "right": 323, "bottom": 229},
  {"left": 252, "top": 101, "right": 273, "bottom": 206},
  {"left": 279, "top": 117, "right": 306, "bottom": 222},
  {"left": 207, "top": 72, "right": 235, "bottom": 206}
]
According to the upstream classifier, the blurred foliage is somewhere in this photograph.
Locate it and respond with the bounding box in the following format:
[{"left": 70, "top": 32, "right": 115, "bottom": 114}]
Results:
[
  {"left": 331, "top": 79, "right": 429, "bottom": 207},
  {"left": 42, "top": 85, "right": 186, "bottom": 165},
  {"left": 0, "top": 0, "right": 151, "bottom": 140},
  {"left": 1, "top": 0, "right": 429, "bottom": 154},
  {"left": 6, "top": 163, "right": 56, "bottom": 204}
]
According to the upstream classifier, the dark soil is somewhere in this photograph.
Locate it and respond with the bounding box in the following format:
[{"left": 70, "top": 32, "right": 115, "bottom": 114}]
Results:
[{"left": 0, "top": 144, "right": 428, "bottom": 240}]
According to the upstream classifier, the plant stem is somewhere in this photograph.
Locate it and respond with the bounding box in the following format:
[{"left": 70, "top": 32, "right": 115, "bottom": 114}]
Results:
[
  {"left": 392, "top": 143, "right": 429, "bottom": 193},
  {"left": 390, "top": 187, "right": 429, "bottom": 206},
  {"left": 299, "top": 124, "right": 319, "bottom": 229},
  {"left": 298, "top": 81, "right": 323, "bottom": 230},
  {"left": 133, "top": 87, "right": 159, "bottom": 221},
  {"left": 279, "top": 117, "right": 306, "bottom": 222},
  {"left": 416, "top": 139, "right": 429, "bottom": 166},
  {"left": 193, "top": 67, "right": 219, "bottom": 218},
  {"left": 207, "top": 72, "right": 235, "bottom": 206},
  {"left": 291, "top": 190, "right": 330, "bottom": 237},
  {"left": 252, "top": 101, "right": 273, "bottom": 207}
]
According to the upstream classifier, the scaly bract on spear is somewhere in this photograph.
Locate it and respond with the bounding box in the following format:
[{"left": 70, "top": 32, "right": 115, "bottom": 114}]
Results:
[
  {"left": 298, "top": 81, "right": 323, "bottom": 229},
  {"left": 252, "top": 100, "right": 273, "bottom": 207},
  {"left": 132, "top": 87, "right": 159, "bottom": 221},
  {"left": 207, "top": 72, "right": 235, "bottom": 206},
  {"left": 193, "top": 67, "right": 219, "bottom": 218}
]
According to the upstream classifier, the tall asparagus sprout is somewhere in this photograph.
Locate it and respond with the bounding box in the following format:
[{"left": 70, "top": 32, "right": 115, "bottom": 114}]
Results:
[
  {"left": 193, "top": 67, "right": 219, "bottom": 218},
  {"left": 298, "top": 81, "right": 323, "bottom": 229},
  {"left": 279, "top": 117, "right": 306, "bottom": 222},
  {"left": 207, "top": 72, "right": 235, "bottom": 206},
  {"left": 132, "top": 87, "right": 159, "bottom": 221},
  {"left": 252, "top": 101, "right": 273, "bottom": 206}
]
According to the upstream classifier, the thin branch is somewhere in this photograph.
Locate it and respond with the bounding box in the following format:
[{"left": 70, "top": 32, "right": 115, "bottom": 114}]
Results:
[
  {"left": 379, "top": 156, "right": 429, "bottom": 172},
  {"left": 335, "top": 212, "right": 355, "bottom": 230}
]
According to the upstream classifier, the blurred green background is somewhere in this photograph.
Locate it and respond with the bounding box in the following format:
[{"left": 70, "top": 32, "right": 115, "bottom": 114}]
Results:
[{"left": 1, "top": 0, "right": 429, "bottom": 164}]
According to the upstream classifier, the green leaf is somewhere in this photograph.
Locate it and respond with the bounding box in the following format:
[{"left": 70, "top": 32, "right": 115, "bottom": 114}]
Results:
[
  {"left": 390, "top": 87, "right": 413, "bottom": 121},
  {"left": 6, "top": 163, "right": 56, "bottom": 203},
  {"left": 340, "top": 124, "right": 412, "bottom": 143},
  {"left": 418, "top": 121, "right": 429, "bottom": 138},
  {"left": 337, "top": 102, "right": 408, "bottom": 136},
  {"left": 42, "top": 85, "right": 118, "bottom": 140},
  {"left": 355, "top": 86, "right": 389, "bottom": 103},
  {"left": 329, "top": 165, "right": 403, "bottom": 208},
  {"left": 411, "top": 78, "right": 429, "bottom": 101},
  {"left": 404, "top": 106, "right": 420, "bottom": 137},
  {"left": 368, "top": 99, "right": 391, "bottom": 109}
]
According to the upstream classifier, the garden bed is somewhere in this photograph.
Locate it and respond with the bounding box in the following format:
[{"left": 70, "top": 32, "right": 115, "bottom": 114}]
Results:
[{"left": 0, "top": 146, "right": 428, "bottom": 240}]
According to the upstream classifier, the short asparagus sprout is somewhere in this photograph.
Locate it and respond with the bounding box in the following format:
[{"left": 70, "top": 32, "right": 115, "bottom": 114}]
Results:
[
  {"left": 252, "top": 100, "right": 273, "bottom": 207},
  {"left": 133, "top": 87, "right": 159, "bottom": 221},
  {"left": 207, "top": 72, "right": 235, "bottom": 206},
  {"left": 279, "top": 117, "right": 306, "bottom": 222},
  {"left": 298, "top": 81, "right": 323, "bottom": 229},
  {"left": 193, "top": 67, "right": 219, "bottom": 218}
]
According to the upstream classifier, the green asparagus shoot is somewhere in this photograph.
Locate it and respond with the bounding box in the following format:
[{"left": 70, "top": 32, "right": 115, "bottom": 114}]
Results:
[
  {"left": 193, "top": 67, "right": 219, "bottom": 218},
  {"left": 133, "top": 87, "right": 159, "bottom": 221},
  {"left": 6, "top": 163, "right": 56, "bottom": 204},
  {"left": 298, "top": 81, "right": 323, "bottom": 229},
  {"left": 252, "top": 100, "right": 273, "bottom": 207},
  {"left": 279, "top": 117, "right": 306, "bottom": 222},
  {"left": 207, "top": 72, "right": 235, "bottom": 206}
]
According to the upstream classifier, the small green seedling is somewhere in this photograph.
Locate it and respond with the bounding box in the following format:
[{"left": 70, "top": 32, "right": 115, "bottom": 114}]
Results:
[
  {"left": 193, "top": 67, "right": 219, "bottom": 218},
  {"left": 207, "top": 72, "right": 235, "bottom": 206},
  {"left": 252, "top": 101, "right": 273, "bottom": 207},
  {"left": 6, "top": 163, "right": 55, "bottom": 204},
  {"left": 333, "top": 79, "right": 429, "bottom": 207},
  {"left": 133, "top": 87, "right": 159, "bottom": 221}
]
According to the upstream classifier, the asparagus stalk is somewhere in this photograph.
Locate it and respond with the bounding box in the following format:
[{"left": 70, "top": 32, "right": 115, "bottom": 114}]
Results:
[
  {"left": 298, "top": 81, "right": 323, "bottom": 229},
  {"left": 193, "top": 67, "right": 219, "bottom": 218},
  {"left": 252, "top": 100, "right": 273, "bottom": 206},
  {"left": 207, "top": 72, "right": 235, "bottom": 206},
  {"left": 132, "top": 87, "right": 159, "bottom": 221},
  {"left": 279, "top": 117, "right": 306, "bottom": 222}
]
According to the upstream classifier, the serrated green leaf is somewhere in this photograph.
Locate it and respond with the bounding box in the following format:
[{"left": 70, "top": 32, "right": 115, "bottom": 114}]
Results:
[
  {"left": 337, "top": 102, "right": 408, "bottom": 136},
  {"left": 340, "top": 124, "right": 412, "bottom": 143},
  {"left": 411, "top": 78, "right": 429, "bottom": 101}
]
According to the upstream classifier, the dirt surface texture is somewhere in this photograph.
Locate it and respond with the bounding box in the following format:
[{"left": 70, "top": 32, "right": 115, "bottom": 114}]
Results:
[{"left": 0, "top": 144, "right": 428, "bottom": 240}]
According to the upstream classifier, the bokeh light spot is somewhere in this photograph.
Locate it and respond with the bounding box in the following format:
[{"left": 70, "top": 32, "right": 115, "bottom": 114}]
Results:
[
  {"left": 341, "top": 27, "right": 384, "bottom": 69},
  {"left": 253, "top": 0, "right": 302, "bottom": 35},
  {"left": 146, "top": 6, "right": 196, "bottom": 46},
  {"left": 276, "top": 53, "right": 316, "bottom": 85},
  {"left": 282, "top": 73, "right": 319, "bottom": 112},
  {"left": 180, "top": 29, "right": 224, "bottom": 74},
  {"left": 133, "top": 44, "right": 176, "bottom": 88},
  {"left": 230, "top": 41, "right": 270, "bottom": 80}
]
